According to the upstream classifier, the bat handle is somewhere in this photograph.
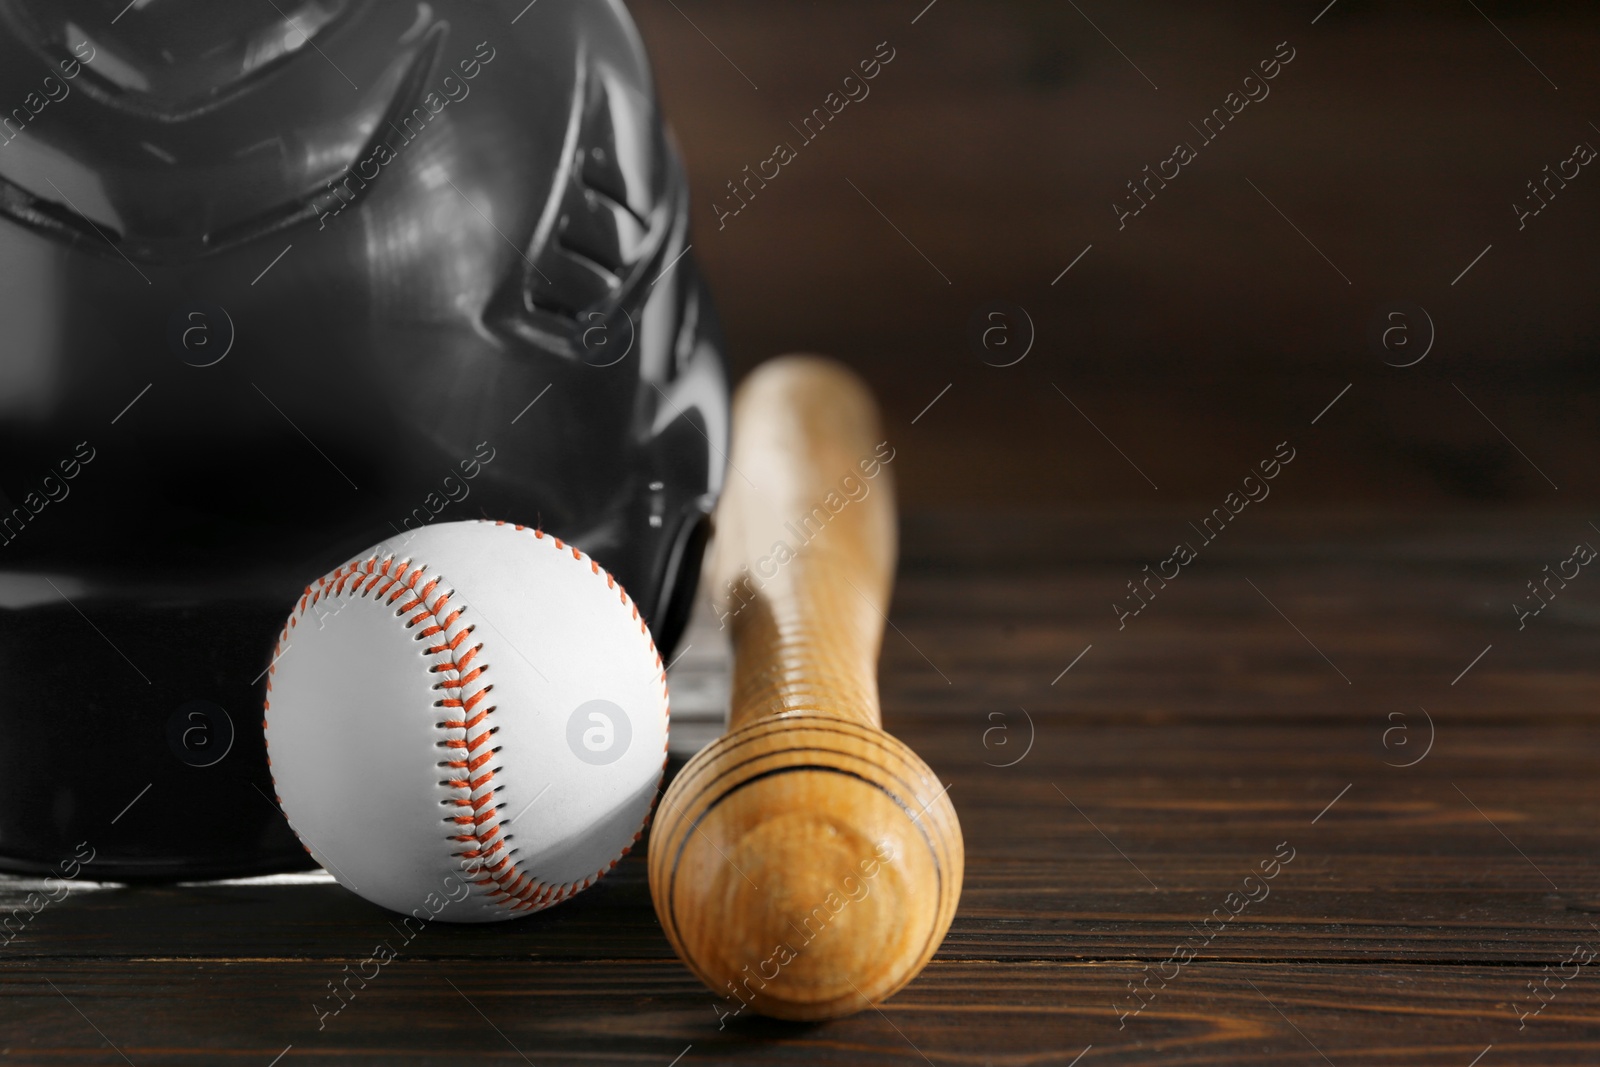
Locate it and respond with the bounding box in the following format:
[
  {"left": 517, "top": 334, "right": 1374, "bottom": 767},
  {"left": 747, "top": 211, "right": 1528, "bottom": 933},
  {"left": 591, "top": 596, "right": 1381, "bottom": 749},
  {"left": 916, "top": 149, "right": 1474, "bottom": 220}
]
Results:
[{"left": 708, "top": 356, "right": 898, "bottom": 733}]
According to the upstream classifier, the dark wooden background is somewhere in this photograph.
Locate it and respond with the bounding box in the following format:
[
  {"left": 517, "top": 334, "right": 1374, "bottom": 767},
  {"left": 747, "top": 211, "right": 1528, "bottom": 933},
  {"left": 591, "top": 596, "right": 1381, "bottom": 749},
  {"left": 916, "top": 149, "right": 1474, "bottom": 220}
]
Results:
[
  {"left": 4, "top": 1, "right": 1600, "bottom": 1063},
  {"left": 641, "top": 0, "right": 1600, "bottom": 509}
]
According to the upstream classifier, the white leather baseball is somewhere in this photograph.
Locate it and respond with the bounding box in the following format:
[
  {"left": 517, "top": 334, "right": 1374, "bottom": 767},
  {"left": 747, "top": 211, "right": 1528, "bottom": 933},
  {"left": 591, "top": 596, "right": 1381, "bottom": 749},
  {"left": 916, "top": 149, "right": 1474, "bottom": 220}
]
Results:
[{"left": 263, "top": 520, "right": 669, "bottom": 921}]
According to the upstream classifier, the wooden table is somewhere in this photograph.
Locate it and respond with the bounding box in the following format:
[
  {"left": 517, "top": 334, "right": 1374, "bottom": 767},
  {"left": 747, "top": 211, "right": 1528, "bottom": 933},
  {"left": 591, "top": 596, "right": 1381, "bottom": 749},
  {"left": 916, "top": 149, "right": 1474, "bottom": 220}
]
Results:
[{"left": 3, "top": 509, "right": 1597, "bottom": 1064}]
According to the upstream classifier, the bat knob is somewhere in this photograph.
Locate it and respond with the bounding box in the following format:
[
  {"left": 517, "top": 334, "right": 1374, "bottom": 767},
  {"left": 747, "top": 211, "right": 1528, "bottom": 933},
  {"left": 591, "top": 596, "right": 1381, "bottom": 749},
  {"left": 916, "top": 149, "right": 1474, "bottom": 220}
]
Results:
[{"left": 648, "top": 715, "right": 963, "bottom": 1021}]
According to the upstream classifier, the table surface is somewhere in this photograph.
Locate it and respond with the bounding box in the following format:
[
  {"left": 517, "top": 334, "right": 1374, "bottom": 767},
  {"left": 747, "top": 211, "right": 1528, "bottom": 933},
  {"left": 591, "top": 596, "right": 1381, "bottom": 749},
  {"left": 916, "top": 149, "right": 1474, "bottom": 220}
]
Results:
[{"left": 3, "top": 509, "right": 1597, "bottom": 1065}]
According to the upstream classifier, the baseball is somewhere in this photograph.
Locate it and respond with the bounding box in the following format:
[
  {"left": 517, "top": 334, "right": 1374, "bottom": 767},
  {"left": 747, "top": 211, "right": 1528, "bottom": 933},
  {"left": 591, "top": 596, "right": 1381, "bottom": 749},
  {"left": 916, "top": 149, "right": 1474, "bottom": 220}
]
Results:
[{"left": 263, "top": 520, "right": 669, "bottom": 921}]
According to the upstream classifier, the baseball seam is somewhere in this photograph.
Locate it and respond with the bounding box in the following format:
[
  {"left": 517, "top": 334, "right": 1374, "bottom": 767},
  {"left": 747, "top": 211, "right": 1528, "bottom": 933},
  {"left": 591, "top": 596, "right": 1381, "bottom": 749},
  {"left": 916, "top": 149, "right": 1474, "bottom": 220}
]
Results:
[{"left": 263, "top": 520, "right": 670, "bottom": 916}]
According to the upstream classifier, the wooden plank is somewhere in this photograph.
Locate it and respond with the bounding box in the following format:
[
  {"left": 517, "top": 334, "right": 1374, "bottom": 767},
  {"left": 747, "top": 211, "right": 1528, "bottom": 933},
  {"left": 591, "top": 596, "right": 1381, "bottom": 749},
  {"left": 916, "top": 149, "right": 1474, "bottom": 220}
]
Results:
[
  {"left": 2, "top": 959, "right": 1597, "bottom": 1064},
  {"left": 631, "top": 1, "right": 1600, "bottom": 506},
  {"left": 888, "top": 511, "right": 1600, "bottom": 723}
]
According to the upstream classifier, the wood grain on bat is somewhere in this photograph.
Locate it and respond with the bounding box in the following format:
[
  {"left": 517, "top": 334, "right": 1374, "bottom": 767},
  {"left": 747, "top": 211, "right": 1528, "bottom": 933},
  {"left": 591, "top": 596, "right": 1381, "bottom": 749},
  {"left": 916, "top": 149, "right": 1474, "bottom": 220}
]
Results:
[{"left": 648, "top": 355, "right": 963, "bottom": 1021}]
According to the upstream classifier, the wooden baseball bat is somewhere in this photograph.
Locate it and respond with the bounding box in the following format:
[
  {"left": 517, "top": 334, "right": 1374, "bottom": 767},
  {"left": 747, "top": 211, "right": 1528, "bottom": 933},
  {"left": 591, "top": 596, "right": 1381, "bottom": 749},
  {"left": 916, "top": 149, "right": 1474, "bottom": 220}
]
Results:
[{"left": 648, "top": 355, "right": 963, "bottom": 1021}]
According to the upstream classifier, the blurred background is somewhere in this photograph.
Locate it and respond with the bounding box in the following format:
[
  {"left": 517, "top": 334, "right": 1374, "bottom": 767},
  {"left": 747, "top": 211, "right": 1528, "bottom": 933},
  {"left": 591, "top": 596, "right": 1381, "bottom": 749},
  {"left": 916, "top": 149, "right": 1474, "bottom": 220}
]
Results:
[{"left": 631, "top": 0, "right": 1599, "bottom": 509}]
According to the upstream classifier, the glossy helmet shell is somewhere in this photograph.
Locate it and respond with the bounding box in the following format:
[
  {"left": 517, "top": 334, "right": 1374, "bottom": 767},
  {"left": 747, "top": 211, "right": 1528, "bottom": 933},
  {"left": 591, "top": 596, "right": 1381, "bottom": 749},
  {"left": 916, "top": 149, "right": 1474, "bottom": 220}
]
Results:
[{"left": 0, "top": 0, "right": 727, "bottom": 878}]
